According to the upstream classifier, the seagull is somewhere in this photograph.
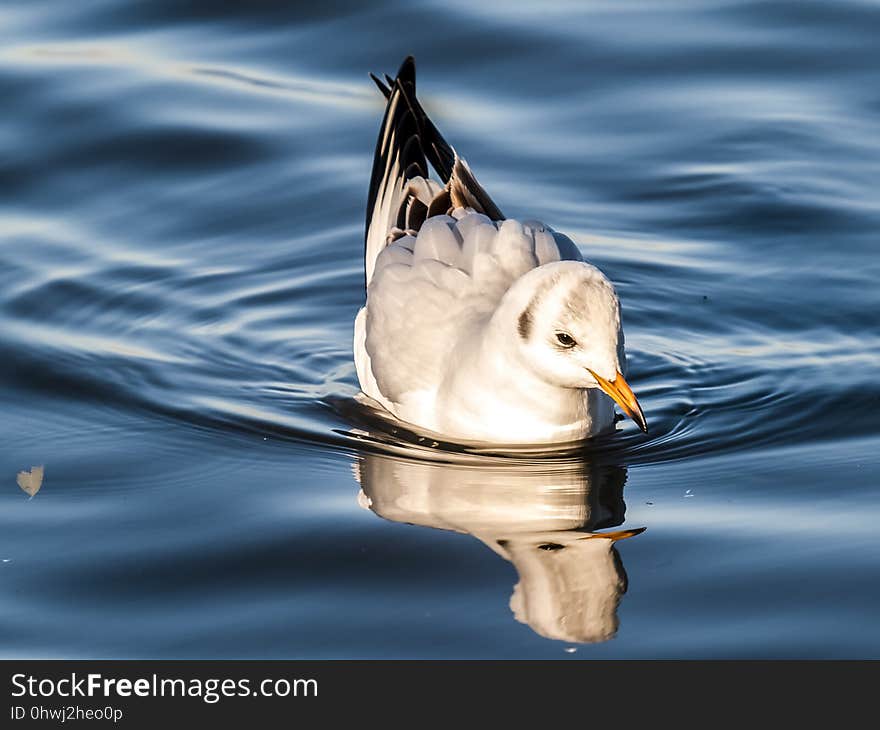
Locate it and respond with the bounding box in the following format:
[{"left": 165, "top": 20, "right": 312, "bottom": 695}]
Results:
[{"left": 354, "top": 57, "right": 647, "bottom": 445}]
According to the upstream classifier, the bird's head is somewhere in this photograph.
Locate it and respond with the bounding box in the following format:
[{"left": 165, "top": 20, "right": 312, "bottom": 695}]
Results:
[{"left": 506, "top": 261, "right": 647, "bottom": 433}]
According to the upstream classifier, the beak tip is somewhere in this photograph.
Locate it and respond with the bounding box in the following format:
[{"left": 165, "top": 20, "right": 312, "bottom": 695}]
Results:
[{"left": 589, "top": 369, "right": 648, "bottom": 436}]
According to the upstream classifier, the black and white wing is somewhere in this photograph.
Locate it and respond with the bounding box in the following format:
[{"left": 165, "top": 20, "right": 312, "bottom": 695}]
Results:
[
  {"left": 356, "top": 56, "right": 584, "bottom": 418},
  {"left": 364, "top": 56, "right": 504, "bottom": 286}
]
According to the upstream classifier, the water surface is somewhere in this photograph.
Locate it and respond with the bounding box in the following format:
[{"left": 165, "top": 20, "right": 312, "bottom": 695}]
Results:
[{"left": 1, "top": 0, "right": 879, "bottom": 658}]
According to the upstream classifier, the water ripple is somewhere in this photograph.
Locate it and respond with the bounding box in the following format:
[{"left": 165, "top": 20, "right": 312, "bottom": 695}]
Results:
[{"left": 2, "top": 0, "right": 879, "bottom": 657}]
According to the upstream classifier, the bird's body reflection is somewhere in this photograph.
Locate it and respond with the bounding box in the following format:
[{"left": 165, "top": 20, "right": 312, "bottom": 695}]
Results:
[{"left": 354, "top": 451, "right": 642, "bottom": 644}]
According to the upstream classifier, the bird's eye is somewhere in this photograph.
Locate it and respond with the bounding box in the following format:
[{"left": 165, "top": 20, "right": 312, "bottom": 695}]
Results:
[{"left": 555, "top": 332, "right": 576, "bottom": 348}]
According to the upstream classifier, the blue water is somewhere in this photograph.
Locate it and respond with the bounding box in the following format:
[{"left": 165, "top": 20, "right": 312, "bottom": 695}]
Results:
[{"left": 1, "top": 0, "right": 879, "bottom": 658}]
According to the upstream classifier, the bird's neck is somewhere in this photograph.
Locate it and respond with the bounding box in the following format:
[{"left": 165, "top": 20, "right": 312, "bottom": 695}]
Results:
[
  {"left": 434, "top": 315, "right": 590, "bottom": 443},
  {"left": 483, "top": 318, "right": 585, "bottom": 415}
]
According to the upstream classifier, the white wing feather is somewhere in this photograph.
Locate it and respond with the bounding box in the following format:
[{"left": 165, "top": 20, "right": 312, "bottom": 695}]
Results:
[{"left": 358, "top": 210, "right": 581, "bottom": 407}]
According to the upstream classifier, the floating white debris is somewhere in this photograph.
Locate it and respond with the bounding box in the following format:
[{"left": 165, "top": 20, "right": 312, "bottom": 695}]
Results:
[
  {"left": 564, "top": 647, "right": 577, "bottom": 654},
  {"left": 16, "top": 465, "right": 44, "bottom": 497}
]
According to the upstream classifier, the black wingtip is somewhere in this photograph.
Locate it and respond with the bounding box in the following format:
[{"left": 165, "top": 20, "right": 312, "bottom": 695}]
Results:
[
  {"left": 369, "top": 72, "right": 392, "bottom": 99},
  {"left": 396, "top": 56, "right": 416, "bottom": 89},
  {"left": 370, "top": 57, "right": 415, "bottom": 98}
]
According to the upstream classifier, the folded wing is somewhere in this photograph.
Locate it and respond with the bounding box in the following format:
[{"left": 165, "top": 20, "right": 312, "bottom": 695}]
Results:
[
  {"left": 359, "top": 57, "right": 583, "bottom": 416},
  {"left": 364, "top": 56, "right": 504, "bottom": 287}
]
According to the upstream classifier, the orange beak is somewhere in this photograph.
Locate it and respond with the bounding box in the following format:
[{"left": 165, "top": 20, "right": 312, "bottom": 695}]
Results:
[
  {"left": 587, "top": 369, "right": 648, "bottom": 434},
  {"left": 583, "top": 526, "right": 647, "bottom": 542}
]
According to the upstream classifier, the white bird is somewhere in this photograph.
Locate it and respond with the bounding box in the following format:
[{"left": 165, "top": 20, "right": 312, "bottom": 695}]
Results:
[{"left": 354, "top": 57, "right": 646, "bottom": 445}]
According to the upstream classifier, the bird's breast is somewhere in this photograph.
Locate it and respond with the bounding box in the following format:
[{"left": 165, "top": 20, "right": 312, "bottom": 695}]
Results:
[{"left": 432, "top": 348, "right": 611, "bottom": 444}]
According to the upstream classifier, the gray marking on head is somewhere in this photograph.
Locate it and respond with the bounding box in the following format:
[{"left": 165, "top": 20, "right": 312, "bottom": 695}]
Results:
[
  {"left": 517, "top": 308, "right": 532, "bottom": 339},
  {"left": 559, "top": 270, "right": 617, "bottom": 330},
  {"left": 517, "top": 275, "right": 558, "bottom": 341}
]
